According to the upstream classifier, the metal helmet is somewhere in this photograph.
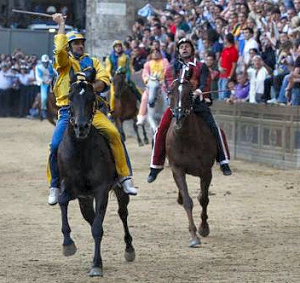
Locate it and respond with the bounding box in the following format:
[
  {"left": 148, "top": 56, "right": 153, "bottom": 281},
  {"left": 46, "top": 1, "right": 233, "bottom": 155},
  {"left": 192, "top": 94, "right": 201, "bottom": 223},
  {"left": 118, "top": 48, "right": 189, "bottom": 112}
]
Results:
[
  {"left": 41, "top": 54, "right": 50, "bottom": 62},
  {"left": 113, "top": 40, "right": 123, "bottom": 48},
  {"left": 66, "top": 31, "right": 86, "bottom": 43},
  {"left": 176, "top": 38, "right": 195, "bottom": 54}
]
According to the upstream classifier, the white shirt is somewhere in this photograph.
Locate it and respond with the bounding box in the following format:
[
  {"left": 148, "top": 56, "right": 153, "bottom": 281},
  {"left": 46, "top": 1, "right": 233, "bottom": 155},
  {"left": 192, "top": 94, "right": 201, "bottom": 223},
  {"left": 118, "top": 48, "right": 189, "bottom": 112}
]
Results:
[
  {"left": 243, "top": 37, "right": 259, "bottom": 65},
  {"left": 0, "top": 70, "right": 13, "bottom": 90},
  {"left": 17, "top": 72, "right": 34, "bottom": 86},
  {"left": 247, "top": 66, "right": 269, "bottom": 103}
]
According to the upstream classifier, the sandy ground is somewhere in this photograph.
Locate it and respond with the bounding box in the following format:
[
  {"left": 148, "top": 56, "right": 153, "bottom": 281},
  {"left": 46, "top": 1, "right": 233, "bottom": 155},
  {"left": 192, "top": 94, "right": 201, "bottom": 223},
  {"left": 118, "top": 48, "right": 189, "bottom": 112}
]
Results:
[{"left": 0, "top": 117, "right": 300, "bottom": 283}]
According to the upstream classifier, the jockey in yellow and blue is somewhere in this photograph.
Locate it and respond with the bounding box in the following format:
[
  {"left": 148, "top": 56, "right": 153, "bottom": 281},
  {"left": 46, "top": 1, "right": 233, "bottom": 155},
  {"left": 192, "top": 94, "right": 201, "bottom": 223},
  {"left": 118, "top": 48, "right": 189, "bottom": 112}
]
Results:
[
  {"left": 105, "top": 40, "right": 141, "bottom": 113},
  {"left": 47, "top": 13, "right": 137, "bottom": 205}
]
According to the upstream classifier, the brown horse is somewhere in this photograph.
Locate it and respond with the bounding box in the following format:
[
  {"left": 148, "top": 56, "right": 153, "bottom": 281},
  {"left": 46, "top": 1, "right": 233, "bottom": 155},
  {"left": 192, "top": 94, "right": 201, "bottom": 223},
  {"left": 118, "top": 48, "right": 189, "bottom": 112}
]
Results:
[
  {"left": 32, "top": 91, "right": 58, "bottom": 125},
  {"left": 111, "top": 68, "right": 149, "bottom": 146},
  {"left": 166, "top": 68, "right": 217, "bottom": 247}
]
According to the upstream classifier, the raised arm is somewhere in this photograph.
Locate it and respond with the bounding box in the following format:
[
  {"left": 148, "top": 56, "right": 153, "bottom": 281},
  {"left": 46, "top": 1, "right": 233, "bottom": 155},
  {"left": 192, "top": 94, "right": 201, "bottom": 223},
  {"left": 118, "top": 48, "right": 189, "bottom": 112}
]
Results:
[{"left": 52, "top": 13, "right": 69, "bottom": 70}]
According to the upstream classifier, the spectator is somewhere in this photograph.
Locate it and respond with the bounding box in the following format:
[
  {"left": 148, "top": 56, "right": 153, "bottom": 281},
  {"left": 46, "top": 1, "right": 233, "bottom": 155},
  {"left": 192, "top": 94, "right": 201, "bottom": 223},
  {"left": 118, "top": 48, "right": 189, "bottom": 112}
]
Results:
[
  {"left": 205, "top": 51, "right": 219, "bottom": 97},
  {"left": 242, "top": 27, "right": 259, "bottom": 66},
  {"left": 174, "top": 13, "right": 190, "bottom": 34},
  {"left": 218, "top": 33, "right": 238, "bottom": 100},
  {"left": 226, "top": 73, "right": 250, "bottom": 104},
  {"left": 247, "top": 55, "right": 270, "bottom": 103},
  {"left": 0, "top": 62, "right": 13, "bottom": 90},
  {"left": 130, "top": 46, "right": 147, "bottom": 72}
]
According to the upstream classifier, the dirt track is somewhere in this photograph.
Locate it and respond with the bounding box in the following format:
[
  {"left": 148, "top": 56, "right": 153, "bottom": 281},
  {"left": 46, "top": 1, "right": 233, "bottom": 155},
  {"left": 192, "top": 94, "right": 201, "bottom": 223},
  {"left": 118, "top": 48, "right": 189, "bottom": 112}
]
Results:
[{"left": 1, "top": 117, "right": 300, "bottom": 283}]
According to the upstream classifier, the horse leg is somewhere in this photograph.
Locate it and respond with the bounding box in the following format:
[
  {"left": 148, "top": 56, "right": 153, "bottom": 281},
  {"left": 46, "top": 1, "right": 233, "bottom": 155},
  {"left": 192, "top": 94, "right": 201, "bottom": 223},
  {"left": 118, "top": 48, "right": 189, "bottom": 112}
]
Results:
[
  {"left": 172, "top": 168, "right": 200, "bottom": 248},
  {"left": 89, "top": 189, "right": 109, "bottom": 277},
  {"left": 59, "top": 197, "right": 77, "bottom": 256},
  {"left": 147, "top": 107, "right": 157, "bottom": 137},
  {"left": 78, "top": 197, "right": 95, "bottom": 226},
  {"left": 141, "top": 124, "right": 149, "bottom": 144},
  {"left": 114, "top": 186, "right": 135, "bottom": 262},
  {"left": 197, "top": 170, "right": 212, "bottom": 237},
  {"left": 132, "top": 117, "right": 144, "bottom": 146}
]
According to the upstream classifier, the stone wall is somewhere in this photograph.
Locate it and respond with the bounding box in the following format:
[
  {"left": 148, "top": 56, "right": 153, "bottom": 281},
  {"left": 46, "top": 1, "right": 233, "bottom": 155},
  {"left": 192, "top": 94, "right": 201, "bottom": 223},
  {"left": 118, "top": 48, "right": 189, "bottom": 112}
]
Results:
[{"left": 85, "top": 0, "right": 167, "bottom": 60}]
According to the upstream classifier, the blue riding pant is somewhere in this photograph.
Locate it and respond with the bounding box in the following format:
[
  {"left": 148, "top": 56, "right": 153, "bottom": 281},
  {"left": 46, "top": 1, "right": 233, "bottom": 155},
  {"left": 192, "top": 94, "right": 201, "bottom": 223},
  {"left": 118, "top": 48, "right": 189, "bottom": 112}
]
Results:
[
  {"left": 40, "top": 84, "right": 50, "bottom": 110},
  {"left": 49, "top": 107, "right": 69, "bottom": 188}
]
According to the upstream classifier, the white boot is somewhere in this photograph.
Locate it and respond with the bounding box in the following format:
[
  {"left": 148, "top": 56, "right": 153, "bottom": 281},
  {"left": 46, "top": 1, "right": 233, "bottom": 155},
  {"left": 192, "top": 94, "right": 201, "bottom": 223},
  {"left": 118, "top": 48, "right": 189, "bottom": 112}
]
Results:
[
  {"left": 120, "top": 177, "right": 137, "bottom": 195},
  {"left": 48, "top": 187, "right": 60, "bottom": 205}
]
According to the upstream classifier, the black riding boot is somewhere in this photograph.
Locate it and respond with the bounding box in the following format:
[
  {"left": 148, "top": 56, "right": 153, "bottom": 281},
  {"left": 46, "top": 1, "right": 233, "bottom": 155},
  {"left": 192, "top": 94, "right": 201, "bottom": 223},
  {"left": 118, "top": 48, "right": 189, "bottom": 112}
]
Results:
[
  {"left": 194, "top": 100, "right": 232, "bottom": 176},
  {"left": 147, "top": 168, "right": 163, "bottom": 183}
]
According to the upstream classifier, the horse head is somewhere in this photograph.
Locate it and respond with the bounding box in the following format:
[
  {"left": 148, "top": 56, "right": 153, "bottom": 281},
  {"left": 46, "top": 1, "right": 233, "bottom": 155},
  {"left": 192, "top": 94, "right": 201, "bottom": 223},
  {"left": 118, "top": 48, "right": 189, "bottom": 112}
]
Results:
[
  {"left": 112, "top": 67, "right": 126, "bottom": 99},
  {"left": 147, "top": 73, "right": 162, "bottom": 108},
  {"left": 169, "top": 65, "right": 193, "bottom": 127},
  {"left": 69, "top": 72, "right": 96, "bottom": 139}
]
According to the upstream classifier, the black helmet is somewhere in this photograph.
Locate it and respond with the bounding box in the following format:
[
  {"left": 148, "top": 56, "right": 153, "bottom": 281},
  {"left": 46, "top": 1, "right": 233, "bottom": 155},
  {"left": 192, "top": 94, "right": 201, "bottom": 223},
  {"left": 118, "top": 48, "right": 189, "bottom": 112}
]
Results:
[{"left": 176, "top": 38, "right": 195, "bottom": 54}]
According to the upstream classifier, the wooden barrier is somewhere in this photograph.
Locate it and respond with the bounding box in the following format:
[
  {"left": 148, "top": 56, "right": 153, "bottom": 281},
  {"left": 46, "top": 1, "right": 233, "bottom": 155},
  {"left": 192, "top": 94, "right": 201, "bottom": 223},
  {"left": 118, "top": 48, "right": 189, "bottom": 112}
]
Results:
[{"left": 212, "top": 101, "right": 300, "bottom": 169}]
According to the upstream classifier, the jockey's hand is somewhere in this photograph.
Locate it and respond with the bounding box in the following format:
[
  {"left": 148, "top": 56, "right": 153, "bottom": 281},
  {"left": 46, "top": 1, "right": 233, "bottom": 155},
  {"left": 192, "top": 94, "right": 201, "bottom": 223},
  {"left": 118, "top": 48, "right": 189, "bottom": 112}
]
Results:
[
  {"left": 193, "top": 89, "right": 203, "bottom": 100},
  {"left": 52, "top": 13, "right": 66, "bottom": 25}
]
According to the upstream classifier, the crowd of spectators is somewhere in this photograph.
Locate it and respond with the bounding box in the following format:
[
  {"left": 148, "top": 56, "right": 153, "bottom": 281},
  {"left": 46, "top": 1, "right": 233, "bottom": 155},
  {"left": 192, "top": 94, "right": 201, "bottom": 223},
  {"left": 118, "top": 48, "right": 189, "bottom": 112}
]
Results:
[
  {"left": 123, "top": 0, "right": 300, "bottom": 106},
  {"left": 0, "top": 49, "right": 41, "bottom": 117},
  {"left": 3, "top": 0, "right": 300, "bottom": 118}
]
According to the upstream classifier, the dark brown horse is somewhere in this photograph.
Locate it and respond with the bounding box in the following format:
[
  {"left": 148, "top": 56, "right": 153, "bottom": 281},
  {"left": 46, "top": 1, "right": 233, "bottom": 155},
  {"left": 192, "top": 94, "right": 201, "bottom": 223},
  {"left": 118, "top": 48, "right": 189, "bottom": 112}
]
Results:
[
  {"left": 111, "top": 68, "right": 149, "bottom": 146},
  {"left": 32, "top": 91, "right": 58, "bottom": 125},
  {"left": 57, "top": 73, "right": 135, "bottom": 277},
  {"left": 166, "top": 68, "right": 217, "bottom": 247}
]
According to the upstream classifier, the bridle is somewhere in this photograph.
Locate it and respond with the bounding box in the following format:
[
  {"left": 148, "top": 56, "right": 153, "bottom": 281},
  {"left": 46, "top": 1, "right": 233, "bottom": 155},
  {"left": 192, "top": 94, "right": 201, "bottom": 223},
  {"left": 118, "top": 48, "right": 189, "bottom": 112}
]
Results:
[
  {"left": 169, "top": 64, "right": 193, "bottom": 118},
  {"left": 69, "top": 73, "right": 97, "bottom": 127}
]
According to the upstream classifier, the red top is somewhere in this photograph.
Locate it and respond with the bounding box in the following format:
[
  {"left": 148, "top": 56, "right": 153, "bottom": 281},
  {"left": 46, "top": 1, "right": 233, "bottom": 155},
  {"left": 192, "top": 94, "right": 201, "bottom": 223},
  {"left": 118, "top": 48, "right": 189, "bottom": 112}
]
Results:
[{"left": 219, "top": 45, "right": 238, "bottom": 79}]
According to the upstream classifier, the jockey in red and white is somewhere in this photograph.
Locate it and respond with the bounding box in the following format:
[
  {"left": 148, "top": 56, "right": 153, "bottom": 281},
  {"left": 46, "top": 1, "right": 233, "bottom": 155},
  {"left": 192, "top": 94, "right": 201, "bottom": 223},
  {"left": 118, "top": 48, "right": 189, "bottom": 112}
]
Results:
[{"left": 147, "top": 38, "right": 232, "bottom": 183}]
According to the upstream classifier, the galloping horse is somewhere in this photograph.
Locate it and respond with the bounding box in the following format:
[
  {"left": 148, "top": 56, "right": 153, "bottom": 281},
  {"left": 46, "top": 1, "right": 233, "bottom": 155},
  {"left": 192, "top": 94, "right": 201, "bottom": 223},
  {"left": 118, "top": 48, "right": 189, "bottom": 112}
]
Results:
[
  {"left": 112, "top": 68, "right": 149, "bottom": 146},
  {"left": 166, "top": 66, "right": 217, "bottom": 247},
  {"left": 57, "top": 73, "right": 135, "bottom": 277},
  {"left": 146, "top": 74, "right": 168, "bottom": 135}
]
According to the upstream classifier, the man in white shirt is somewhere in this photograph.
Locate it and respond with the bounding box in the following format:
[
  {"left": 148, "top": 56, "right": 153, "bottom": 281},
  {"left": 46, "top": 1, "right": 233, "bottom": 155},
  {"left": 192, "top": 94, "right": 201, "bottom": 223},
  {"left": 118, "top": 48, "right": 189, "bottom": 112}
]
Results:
[
  {"left": 247, "top": 55, "right": 270, "bottom": 103},
  {"left": 0, "top": 63, "right": 13, "bottom": 90},
  {"left": 243, "top": 27, "right": 259, "bottom": 66}
]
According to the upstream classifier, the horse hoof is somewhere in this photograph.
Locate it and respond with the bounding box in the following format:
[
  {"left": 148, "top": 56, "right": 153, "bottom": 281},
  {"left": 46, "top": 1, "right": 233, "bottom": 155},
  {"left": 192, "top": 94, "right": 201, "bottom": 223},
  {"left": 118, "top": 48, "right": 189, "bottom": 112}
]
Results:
[
  {"left": 63, "top": 242, "right": 77, "bottom": 256},
  {"left": 125, "top": 249, "right": 136, "bottom": 262},
  {"left": 138, "top": 142, "right": 144, "bottom": 147},
  {"left": 189, "top": 237, "right": 201, "bottom": 248},
  {"left": 88, "top": 267, "right": 103, "bottom": 277},
  {"left": 199, "top": 224, "right": 210, "bottom": 237},
  {"left": 144, "top": 139, "right": 149, "bottom": 145}
]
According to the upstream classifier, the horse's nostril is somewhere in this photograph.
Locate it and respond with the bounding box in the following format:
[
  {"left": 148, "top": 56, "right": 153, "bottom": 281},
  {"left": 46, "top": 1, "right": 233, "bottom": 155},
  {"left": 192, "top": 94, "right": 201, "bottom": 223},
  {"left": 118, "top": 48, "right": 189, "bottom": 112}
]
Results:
[{"left": 74, "top": 123, "right": 78, "bottom": 129}]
